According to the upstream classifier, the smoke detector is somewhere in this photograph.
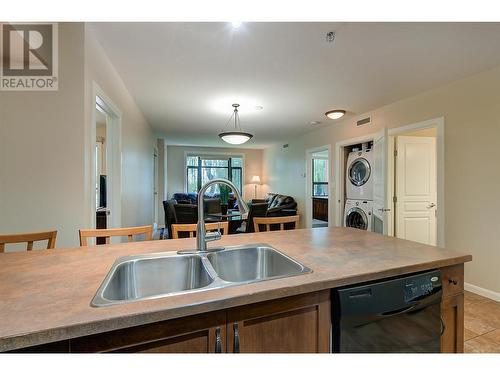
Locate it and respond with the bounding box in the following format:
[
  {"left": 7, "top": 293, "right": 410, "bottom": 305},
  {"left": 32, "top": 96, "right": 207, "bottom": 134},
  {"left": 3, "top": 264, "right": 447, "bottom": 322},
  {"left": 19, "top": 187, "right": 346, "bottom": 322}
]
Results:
[{"left": 326, "top": 32, "right": 335, "bottom": 43}]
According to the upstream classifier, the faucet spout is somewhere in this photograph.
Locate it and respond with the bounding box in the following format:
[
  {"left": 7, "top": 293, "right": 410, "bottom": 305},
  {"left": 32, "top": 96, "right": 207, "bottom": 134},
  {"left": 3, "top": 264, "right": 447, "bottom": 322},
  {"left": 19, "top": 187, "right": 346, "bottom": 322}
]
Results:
[{"left": 196, "top": 178, "right": 249, "bottom": 252}]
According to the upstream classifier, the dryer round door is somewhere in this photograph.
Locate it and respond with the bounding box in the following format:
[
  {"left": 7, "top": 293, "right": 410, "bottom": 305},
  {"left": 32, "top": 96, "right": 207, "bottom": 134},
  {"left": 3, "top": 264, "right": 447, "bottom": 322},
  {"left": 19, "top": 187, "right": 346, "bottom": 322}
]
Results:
[
  {"left": 348, "top": 158, "right": 371, "bottom": 187},
  {"left": 345, "top": 207, "right": 368, "bottom": 230}
]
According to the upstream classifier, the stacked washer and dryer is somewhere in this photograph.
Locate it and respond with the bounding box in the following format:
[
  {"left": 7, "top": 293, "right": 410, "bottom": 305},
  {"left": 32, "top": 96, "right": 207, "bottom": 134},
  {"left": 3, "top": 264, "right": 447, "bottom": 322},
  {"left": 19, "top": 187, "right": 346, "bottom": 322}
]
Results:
[{"left": 344, "top": 144, "right": 374, "bottom": 231}]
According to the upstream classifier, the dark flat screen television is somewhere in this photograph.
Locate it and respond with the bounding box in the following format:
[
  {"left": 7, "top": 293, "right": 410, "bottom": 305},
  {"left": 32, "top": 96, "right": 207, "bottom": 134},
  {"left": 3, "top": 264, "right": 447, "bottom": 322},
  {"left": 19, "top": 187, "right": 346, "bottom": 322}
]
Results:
[{"left": 99, "top": 175, "right": 107, "bottom": 208}]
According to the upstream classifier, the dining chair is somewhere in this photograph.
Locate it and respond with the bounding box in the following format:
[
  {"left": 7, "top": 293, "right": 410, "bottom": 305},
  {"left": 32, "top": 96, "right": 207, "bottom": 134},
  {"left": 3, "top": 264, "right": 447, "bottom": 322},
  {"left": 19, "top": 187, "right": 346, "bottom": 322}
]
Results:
[
  {"left": 163, "top": 199, "right": 178, "bottom": 239},
  {"left": 79, "top": 225, "right": 153, "bottom": 246},
  {"left": 0, "top": 230, "right": 57, "bottom": 252},
  {"left": 253, "top": 215, "right": 300, "bottom": 233},
  {"left": 174, "top": 203, "right": 198, "bottom": 224},
  {"left": 236, "top": 202, "right": 268, "bottom": 233},
  {"left": 171, "top": 222, "right": 229, "bottom": 239}
]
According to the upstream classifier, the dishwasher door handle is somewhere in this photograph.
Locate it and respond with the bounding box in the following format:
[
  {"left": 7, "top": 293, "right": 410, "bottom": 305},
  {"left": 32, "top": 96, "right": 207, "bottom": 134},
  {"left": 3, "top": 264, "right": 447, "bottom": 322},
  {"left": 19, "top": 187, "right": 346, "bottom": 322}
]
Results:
[{"left": 379, "top": 304, "right": 416, "bottom": 317}]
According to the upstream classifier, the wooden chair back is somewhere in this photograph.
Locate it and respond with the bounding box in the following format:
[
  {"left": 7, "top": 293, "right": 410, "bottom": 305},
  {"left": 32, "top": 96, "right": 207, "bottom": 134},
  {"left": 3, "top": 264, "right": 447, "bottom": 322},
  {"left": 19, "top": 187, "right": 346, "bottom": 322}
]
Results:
[
  {"left": 253, "top": 215, "right": 300, "bottom": 233},
  {"left": 171, "top": 222, "right": 229, "bottom": 239},
  {"left": 79, "top": 225, "right": 153, "bottom": 246},
  {"left": 244, "top": 202, "right": 269, "bottom": 233},
  {"left": 0, "top": 230, "right": 57, "bottom": 252}
]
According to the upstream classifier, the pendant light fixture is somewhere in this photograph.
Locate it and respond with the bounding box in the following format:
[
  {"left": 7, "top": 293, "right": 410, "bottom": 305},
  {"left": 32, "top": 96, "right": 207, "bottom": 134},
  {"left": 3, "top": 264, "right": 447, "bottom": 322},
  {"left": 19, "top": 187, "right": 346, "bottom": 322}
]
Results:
[{"left": 219, "top": 103, "right": 253, "bottom": 145}]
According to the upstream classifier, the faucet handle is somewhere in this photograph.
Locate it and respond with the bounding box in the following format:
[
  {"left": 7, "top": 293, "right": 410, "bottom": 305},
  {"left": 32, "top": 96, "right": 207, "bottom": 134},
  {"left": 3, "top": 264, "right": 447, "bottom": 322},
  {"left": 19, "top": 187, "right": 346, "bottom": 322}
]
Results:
[
  {"left": 205, "top": 222, "right": 222, "bottom": 243},
  {"left": 205, "top": 230, "right": 221, "bottom": 242}
]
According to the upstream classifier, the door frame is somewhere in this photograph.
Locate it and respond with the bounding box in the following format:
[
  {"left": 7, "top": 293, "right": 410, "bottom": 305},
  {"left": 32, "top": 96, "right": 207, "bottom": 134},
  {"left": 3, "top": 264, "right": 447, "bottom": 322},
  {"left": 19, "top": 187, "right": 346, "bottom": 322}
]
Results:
[
  {"left": 88, "top": 82, "right": 123, "bottom": 230},
  {"left": 153, "top": 144, "right": 159, "bottom": 226},
  {"left": 334, "top": 133, "right": 377, "bottom": 227},
  {"left": 388, "top": 117, "right": 445, "bottom": 247},
  {"left": 305, "top": 145, "right": 332, "bottom": 229}
]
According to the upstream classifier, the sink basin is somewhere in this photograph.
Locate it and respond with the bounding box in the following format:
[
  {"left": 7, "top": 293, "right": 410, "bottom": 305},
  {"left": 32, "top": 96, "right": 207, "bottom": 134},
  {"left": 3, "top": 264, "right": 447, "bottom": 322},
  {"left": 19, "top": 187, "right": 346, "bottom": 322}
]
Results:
[
  {"left": 207, "top": 245, "right": 311, "bottom": 283},
  {"left": 92, "top": 254, "right": 215, "bottom": 306},
  {"left": 92, "top": 244, "right": 311, "bottom": 307}
]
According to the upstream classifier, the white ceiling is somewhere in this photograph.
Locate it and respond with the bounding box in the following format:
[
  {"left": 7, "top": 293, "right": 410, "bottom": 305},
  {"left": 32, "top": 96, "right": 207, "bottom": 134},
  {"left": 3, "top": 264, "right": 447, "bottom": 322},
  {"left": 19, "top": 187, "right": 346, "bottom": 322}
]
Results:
[{"left": 90, "top": 22, "right": 500, "bottom": 148}]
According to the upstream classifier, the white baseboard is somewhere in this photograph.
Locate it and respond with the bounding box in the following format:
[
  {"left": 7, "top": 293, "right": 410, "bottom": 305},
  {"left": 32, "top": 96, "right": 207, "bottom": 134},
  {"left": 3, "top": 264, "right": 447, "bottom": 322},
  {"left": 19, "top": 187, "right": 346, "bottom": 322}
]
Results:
[{"left": 464, "top": 282, "right": 500, "bottom": 302}]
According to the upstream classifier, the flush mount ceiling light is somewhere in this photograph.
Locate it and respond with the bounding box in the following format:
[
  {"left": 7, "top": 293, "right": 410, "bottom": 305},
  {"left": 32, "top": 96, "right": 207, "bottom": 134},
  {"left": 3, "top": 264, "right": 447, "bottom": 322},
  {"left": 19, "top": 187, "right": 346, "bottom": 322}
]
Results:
[
  {"left": 219, "top": 103, "right": 253, "bottom": 145},
  {"left": 325, "top": 109, "right": 346, "bottom": 120}
]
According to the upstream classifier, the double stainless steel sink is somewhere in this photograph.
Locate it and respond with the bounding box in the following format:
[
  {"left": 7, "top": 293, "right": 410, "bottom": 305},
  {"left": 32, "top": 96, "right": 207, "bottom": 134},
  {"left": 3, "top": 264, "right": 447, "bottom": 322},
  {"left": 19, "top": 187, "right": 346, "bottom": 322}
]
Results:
[{"left": 91, "top": 244, "right": 311, "bottom": 307}]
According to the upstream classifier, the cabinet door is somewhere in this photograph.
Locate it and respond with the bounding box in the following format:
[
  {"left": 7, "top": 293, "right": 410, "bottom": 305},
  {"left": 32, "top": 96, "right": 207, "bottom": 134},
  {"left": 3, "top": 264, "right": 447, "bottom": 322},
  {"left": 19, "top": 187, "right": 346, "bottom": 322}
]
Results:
[
  {"left": 312, "top": 199, "right": 320, "bottom": 220},
  {"left": 227, "top": 290, "right": 330, "bottom": 353},
  {"left": 71, "top": 311, "right": 226, "bottom": 353},
  {"left": 312, "top": 199, "right": 328, "bottom": 221},
  {"left": 441, "top": 293, "right": 464, "bottom": 353},
  {"left": 440, "top": 264, "right": 464, "bottom": 353}
]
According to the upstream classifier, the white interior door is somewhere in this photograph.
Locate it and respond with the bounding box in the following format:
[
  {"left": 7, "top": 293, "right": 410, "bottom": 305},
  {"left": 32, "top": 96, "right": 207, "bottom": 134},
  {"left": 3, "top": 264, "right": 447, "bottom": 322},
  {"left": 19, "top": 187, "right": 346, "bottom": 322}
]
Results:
[
  {"left": 372, "top": 128, "right": 390, "bottom": 234},
  {"left": 395, "top": 136, "right": 437, "bottom": 245}
]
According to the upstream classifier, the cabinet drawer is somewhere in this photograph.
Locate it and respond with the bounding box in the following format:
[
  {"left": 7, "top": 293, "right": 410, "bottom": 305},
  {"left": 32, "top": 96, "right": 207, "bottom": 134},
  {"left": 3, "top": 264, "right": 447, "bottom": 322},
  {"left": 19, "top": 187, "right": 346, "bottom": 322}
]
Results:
[{"left": 441, "top": 264, "right": 464, "bottom": 297}]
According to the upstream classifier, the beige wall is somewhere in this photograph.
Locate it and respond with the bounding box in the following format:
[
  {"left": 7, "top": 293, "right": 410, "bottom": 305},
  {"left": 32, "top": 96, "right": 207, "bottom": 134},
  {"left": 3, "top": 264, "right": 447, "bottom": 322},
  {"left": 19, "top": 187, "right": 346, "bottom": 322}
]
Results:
[
  {"left": 0, "top": 23, "right": 155, "bottom": 249},
  {"left": 0, "top": 23, "right": 86, "bottom": 249},
  {"left": 84, "top": 26, "right": 155, "bottom": 230},
  {"left": 263, "top": 65, "right": 500, "bottom": 294},
  {"left": 166, "top": 146, "right": 263, "bottom": 201}
]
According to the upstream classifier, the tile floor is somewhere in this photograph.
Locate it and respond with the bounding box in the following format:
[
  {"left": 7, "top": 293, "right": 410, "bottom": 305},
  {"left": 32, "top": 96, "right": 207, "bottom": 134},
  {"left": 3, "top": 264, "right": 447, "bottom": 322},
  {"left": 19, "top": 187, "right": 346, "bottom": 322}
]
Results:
[{"left": 464, "top": 291, "right": 500, "bottom": 353}]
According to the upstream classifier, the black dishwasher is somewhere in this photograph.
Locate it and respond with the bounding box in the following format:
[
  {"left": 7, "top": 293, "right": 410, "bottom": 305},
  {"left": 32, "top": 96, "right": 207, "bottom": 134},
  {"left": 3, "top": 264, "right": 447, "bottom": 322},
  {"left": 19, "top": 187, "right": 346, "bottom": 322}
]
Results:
[{"left": 332, "top": 269, "right": 443, "bottom": 353}]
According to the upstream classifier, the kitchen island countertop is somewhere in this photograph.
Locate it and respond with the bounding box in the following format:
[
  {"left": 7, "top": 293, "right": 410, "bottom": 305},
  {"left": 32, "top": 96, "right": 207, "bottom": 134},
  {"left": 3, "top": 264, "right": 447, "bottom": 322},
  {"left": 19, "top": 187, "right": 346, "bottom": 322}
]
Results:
[{"left": 0, "top": 227, "right": 471, "bottom": 351}]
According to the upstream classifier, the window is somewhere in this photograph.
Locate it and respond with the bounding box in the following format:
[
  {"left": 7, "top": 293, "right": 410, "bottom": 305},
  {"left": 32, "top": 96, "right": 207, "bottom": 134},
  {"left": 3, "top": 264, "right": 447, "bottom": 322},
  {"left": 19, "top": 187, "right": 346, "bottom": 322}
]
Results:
[
  {"left": 312, "top": 158, "right": 328, "bottom": 197},
  {"left": 186, "top": 155, "right": 243, "bottom": 194}
]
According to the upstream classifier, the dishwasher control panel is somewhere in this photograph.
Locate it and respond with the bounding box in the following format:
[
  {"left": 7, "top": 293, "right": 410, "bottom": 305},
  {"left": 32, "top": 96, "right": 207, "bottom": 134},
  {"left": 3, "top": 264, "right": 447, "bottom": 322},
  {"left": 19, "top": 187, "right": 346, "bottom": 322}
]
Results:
[{"left": 403, "top": 273, "right": 441, "bottom": 302}]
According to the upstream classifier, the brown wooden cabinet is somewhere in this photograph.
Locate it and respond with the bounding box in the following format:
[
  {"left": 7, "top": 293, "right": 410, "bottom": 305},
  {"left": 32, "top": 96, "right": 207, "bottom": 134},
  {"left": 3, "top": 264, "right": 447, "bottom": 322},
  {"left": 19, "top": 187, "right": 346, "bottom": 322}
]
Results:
[
  {"left": 95, "top": 209, "right": 108, "bottom": 245},
  {"left": 312, "top": 197, "right": 328, "bottom": 222},
  {"left": 440, "top": 264, "right": 465, "bottom": 353},
  {"left": 73, "top": 291, "right": 330, "bottom": 353},
  {"left": 71, "top": 311, "right": 227, "bottom": 353},
  {"left": 441, "top": 293, "right": 464, "bottom": 353},
  {"left": 226, "top": 290, "right": 330, "bottom": 353}
]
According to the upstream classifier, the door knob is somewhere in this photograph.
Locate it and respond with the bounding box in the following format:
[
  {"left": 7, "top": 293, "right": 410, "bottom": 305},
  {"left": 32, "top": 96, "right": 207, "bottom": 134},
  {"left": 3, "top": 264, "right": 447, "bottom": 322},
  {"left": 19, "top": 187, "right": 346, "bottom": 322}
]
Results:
[{"left": 427, "top": 203, "right": 436, "bottom": 209}]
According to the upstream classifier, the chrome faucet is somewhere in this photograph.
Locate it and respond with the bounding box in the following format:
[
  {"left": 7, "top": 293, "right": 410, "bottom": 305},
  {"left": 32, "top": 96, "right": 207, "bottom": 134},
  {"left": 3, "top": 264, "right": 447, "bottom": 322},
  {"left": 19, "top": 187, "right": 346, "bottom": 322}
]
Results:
[{"left": 196, "top": 178, "right": 249, "bottom": 252}]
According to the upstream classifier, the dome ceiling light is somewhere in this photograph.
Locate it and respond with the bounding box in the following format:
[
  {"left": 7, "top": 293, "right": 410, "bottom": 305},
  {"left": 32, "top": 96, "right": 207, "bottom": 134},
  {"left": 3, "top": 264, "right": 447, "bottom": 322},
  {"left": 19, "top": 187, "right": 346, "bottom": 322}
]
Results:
[
  {"left": 325, "top": 109, "right": 346, "bottom": 120},
  {"left": 219, "top": 103, "right": 253, "bottom": 145}
]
